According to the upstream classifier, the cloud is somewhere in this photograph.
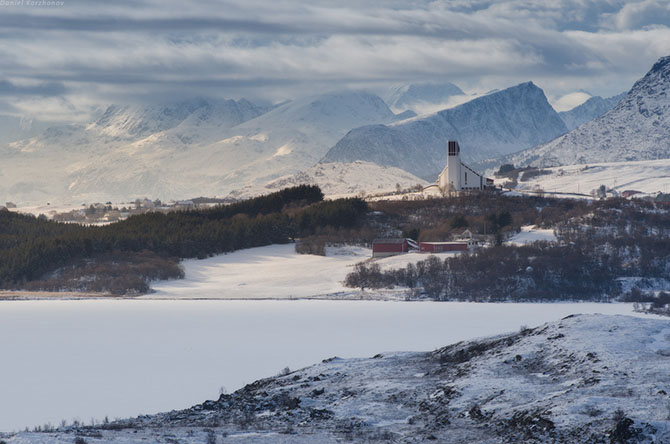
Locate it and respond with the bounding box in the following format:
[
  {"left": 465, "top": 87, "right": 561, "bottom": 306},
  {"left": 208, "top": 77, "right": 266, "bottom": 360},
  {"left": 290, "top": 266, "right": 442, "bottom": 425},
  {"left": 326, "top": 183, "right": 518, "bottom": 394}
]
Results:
[
  {"left": 0, "top": 0, "right": 667, "bottom": 120},
  {"left": 551, "top": 92, "right": 592, "bottom": 112},
  {"left": 607, "top": 0, "right": 670, "bottom": 30},
  {"left": 0, "top": 80, "right": 66, "bottom": 96}
]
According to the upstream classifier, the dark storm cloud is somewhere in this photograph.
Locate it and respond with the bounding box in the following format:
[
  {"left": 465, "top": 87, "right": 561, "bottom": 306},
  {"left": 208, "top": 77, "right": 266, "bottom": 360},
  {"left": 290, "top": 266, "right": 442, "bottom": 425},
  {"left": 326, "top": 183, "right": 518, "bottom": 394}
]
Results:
[
  {"left": 0, "top": 80, "right": 66, "bottom": 96},
  {"left": 0, "top": 13, "right": 296, "bottom": 34}
]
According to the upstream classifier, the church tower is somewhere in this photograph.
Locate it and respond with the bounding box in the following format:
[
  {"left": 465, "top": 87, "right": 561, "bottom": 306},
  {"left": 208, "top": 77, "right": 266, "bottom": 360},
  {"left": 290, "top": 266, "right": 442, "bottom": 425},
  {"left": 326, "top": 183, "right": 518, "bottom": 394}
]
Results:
[
  {"left": 436, "top": 139, "right": 488, "bottom": 193},
  {"left": 440, "top": 140, "right": 461, "bottom": 191}
]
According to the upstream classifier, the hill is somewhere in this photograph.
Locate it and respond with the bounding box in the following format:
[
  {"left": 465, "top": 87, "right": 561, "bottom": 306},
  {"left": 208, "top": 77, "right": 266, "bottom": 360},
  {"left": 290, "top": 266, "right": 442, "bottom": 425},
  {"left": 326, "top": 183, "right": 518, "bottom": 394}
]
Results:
[
  {"left": 231, "top": 160, "right": 427, "bottom": 199},
  {"left": 5, "top": 314, "right": 668, "bottom": 443}
]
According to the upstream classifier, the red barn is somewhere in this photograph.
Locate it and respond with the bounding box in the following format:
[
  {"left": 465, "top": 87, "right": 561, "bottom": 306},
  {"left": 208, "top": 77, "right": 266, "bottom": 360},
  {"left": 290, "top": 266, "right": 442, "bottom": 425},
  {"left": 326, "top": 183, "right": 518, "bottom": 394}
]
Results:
[
  {"left": 372, "top": 238, "right": 417, "bottom": 257},
  {"left": 420, "top": 241, "right": 471, "bottom": 253}
]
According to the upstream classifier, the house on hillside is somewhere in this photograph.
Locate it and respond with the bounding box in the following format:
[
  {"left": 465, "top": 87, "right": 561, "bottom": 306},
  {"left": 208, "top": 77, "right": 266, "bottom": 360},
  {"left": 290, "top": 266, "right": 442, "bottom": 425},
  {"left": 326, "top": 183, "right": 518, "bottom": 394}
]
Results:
[
  {"left": 458, "top": 229, "right": 474, "bottom": 240},
  {"left": 372, "top": 238, "right": 418, "bottom": 258}
]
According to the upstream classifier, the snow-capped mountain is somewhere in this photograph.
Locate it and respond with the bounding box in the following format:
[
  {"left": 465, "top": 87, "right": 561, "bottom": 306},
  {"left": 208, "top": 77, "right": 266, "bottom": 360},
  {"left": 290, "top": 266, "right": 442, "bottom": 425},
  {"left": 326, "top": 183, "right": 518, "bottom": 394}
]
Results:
[
  {"left": 6, "top": 314, "right": 668, "bottom": 443},
  {"left": 4, "top": 98, "right": 269, "bottom": 155},
  {"left": 509, "top": 55, "right": 670, "bottom": 168},
  {"left": 92, "top": 98, "right": 267, "bottom": 139},
  {"left": 384, "top": 81, "right": 465, "bottom": 113},
  {"left": 559, "top": 92, "right": 626, "bottom": 130},
  {"left": 323, "top": 82, "right": 568, "bottom": 180},
  {"left": 0, "top": 91, "right": 408, "bottom": 204}
]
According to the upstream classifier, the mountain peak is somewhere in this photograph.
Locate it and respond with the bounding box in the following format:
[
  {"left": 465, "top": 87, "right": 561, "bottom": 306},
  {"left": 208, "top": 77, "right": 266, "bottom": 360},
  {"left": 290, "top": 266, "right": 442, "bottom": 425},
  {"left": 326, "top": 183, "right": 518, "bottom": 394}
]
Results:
[
  {"left": 649, "top": 55, "right": 670, "bottom": 74},
  {"left": 383, "top": 81, "right": 465, "bottom": 113},
  {"left": 558, "top": 92, "right": 626, "bottom": 130},
  {"left": 323, "top": 82, "right": 567, "bottom": 179},
  {"left": 505, "top": 54, "right": 670, "bottom": 168}
]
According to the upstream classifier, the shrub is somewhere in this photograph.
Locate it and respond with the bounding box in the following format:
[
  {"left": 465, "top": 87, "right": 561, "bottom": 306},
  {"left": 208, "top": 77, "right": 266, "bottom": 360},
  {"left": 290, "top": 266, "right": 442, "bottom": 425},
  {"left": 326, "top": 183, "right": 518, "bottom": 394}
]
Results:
[
  {"left": 519, "top": 168, "right": 551, "bottom": 182},
  {"left": 295, "top": 237, "right": 326, "bottom": 256},
  {"left": 496, "top": 164, "right": 516, "bottom": 177}
]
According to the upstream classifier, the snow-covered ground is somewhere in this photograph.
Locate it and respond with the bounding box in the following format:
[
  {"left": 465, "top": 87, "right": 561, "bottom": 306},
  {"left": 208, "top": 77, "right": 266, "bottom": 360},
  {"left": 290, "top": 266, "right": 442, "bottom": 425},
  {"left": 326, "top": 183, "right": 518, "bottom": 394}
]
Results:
[
  {"left": 508, "top": 158, "right": 670, "bottom": 196},
  {"left": 506, "top": 225, "right": 557, "bottom": 246},
  {"left": 149, "top": 244, "right": 370, "bottom": 299},
  {"left": 149, "top": 244, "right": 463, "bottom": 300},
  {"left": 0, "top": 299, "right": 649, "bottom": 433},
  {"left": 374, "top": 250, "right": 462, "bottom": 270}
]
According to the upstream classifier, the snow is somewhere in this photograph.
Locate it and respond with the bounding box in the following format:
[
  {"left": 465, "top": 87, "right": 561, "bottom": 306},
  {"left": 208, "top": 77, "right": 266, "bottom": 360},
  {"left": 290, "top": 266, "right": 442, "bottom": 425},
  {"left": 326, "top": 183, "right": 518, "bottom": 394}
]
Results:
[
  {"left": 511, "top": 158, "right": 670, "bottom": 195},
  {"left": 238, "top": 160, "right": 427, "bottom": 200},
  {"left": 374, "top": 250, "right": 461, "bottom": 271},
  {"left": 509, "top": 55, "right": 670, "bottom": 168},
  {"left": 558, "top": 93, "right": 625, "bottom": 130},
  {"left": 0, "top": 299, "right": 649, "bottom": 433},
  {"left": 149, "top": 244, "right": 370, "bottom": 299},
  {"left": 323, "top": 82, "right": 567, "bottom": 180},
  {"left": 149, "top": 244, "right": 469, "bottom": 300},
  {"left": 383, "top": 82, "right": 465, "bottom": 114},
  {"left": 0, "top": 91, "right": 404, "bottom": 205},
  {"left": 506, "top": 225, "right": 557, "bottom": 246}
]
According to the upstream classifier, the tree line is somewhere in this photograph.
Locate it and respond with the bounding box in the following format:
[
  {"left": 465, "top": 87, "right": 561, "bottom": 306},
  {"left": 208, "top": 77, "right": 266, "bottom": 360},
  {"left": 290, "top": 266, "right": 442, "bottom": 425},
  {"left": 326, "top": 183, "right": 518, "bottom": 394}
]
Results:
[
  {"left": 0, "top": 185, "right": 368, "bottom": 293},
  {"left": 345, "top": 196, "right": 670, "bottom": 302}
]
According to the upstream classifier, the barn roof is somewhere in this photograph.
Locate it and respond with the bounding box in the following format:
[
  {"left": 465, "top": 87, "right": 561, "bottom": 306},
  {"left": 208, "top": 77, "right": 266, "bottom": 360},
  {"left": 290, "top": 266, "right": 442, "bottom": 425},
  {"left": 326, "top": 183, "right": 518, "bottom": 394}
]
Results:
[
  {"left": 373, "top": 238, "right": 407, "bottom": 244},
  {"left": 420, "top": 241, "right": 468, "bottom": 245}
]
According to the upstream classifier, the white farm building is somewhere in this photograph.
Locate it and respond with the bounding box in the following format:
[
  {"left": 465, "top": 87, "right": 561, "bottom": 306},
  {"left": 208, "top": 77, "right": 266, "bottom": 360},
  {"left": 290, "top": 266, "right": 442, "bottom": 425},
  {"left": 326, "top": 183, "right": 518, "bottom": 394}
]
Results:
[{"left": 437, "top": 140, "right": 492, "bottom": 192}]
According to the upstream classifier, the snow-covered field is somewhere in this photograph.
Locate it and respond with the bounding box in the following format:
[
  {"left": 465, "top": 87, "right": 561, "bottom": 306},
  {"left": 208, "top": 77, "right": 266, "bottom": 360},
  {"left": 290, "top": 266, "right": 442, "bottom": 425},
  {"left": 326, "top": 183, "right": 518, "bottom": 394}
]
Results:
[
  {"left": 0, "top": 299, "right": 648, "bottom": 432},
  {"left": 149, "top": 244, "right": 462, "bottom": 300},
  {"left": 150, "top": 244, "right": 369, "bottom": 299},
  {"left": 511, "top": 158, "right": 670, "bottom": 196},
  {"left": 506, "top": 225, "right": 557, "bottom": 246}
]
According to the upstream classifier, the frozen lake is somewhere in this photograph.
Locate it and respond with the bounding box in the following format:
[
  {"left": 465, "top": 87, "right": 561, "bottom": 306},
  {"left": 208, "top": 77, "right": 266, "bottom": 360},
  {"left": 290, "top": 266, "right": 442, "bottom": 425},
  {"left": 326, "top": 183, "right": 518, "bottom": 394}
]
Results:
[{"left": 0, "top": 299, "right": 649, "bottom": 432}]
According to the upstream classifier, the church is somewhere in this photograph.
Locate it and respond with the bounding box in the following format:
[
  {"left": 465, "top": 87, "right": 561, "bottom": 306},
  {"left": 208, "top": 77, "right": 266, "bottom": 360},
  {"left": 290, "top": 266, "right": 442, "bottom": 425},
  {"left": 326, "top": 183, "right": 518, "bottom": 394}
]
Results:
[{"left": 437, "top": 140, "right": 493, "bottom": 192}]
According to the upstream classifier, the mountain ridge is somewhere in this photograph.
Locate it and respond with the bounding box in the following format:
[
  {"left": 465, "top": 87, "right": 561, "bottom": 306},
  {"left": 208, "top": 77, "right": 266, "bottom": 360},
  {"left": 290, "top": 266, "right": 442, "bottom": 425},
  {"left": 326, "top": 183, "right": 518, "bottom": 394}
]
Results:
[
  {"left": 558, "top": 92, "right": 626, "bottom": 130},
  {"left": 383, "top": 81, "right": 465, "bottom": 113},
  {"left": 323, "top": 81, "right": 568, "bottom": 180},
  {"left": 506, "top": 55, "right": 670, "bottom": 168},
  {"left": 0, "top": 91, "right": 408, "bottom": 204}
]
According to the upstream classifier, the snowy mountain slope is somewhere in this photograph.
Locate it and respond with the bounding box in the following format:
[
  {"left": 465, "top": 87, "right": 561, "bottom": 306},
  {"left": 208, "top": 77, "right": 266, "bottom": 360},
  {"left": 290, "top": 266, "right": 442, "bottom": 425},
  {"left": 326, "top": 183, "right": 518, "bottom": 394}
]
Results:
[
  {"left": 383, "top": 81, "right": 465, "bottom": 113},
  {"left": 559, "top": 92, "right": 626, "bottom": 130},
  {"left": 201, "top": 90, "right": 401, "bottom": 175},
  {"left": 7, "top": 314, "right": 668, "bottom": 443},
  {"left": 0, "top": 98, "right": 270, "bottom": 204},
  {"left": 323, "top": 82, "right": 568, "bottom": 180},
  {"left": 229, "top": 160, "right": 428, "bottom": 199},
  {"left": 91, "top": 98, "right": 270, "bottom": 148},
  {"left": 5, "top": 98, "right": 267, "bottom": 155},
  {"left": 70, "top": 91, "right": 406, "bottom": 200},
  {"left": 509, "top": 55, "right": 670, "bottom": 168},
  {"left": 504, "top": 158, "right": 670, "bottom": 196},
  {"left": 0, "top": 91, "right": 407, "bottom": 204}
]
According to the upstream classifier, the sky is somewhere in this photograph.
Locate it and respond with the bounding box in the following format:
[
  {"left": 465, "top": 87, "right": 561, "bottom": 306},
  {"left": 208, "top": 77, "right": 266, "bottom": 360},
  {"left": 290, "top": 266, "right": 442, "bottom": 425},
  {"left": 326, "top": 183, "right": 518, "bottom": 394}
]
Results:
[{"left": 0, "top": 0, "right": 669, "bottom": 121}]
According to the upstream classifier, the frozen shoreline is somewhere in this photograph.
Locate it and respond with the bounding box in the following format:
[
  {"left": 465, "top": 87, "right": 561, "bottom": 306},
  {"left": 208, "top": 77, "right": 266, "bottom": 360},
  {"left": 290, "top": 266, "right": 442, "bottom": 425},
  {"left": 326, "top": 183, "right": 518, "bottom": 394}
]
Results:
[{"left": 0, "top": 299, "right": 652, "bottom": 432}]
